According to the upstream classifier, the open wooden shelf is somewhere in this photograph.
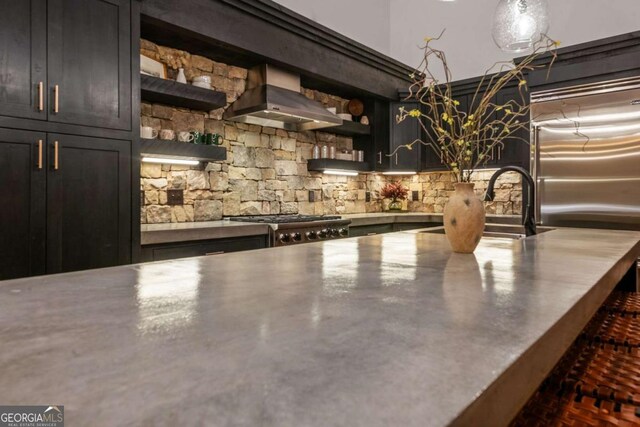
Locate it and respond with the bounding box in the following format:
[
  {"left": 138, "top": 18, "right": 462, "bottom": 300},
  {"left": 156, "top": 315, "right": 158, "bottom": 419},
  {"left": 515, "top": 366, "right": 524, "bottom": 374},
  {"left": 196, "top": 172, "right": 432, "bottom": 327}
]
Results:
[
  {"left": 307, "top": 158, "right": 370, "bottom": 173},
  {"left": 325, "top": 120, "right": 371, "bottom": 136},
  {"left": 140, "top": 139, "right": 226, "bottom": 162},
  {"left": 140, "top": 74, "right": 227, "bottom": 111}
]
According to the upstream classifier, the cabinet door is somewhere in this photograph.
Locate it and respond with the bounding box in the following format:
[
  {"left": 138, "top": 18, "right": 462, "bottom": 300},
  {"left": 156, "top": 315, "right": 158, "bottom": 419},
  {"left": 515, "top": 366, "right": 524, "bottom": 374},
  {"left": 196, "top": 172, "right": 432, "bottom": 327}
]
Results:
[
  {"left": 46, "top": 134, "right": 131, "bottom": 273},
  {"left": 141, "top": 236, "right": 269, "bottom": 262},
  {"left": 0, "top": 128, "right": 47, "bottom": 280},
  {"left": 349, "top": 224, "right": 394, "bottom": 237},
  {"left": 473, "top": 93, "right": 499, "bottom": 168},
  {"left": 369, "top": 100, "right": 391, "bottom": 171},
  {"left": 47, "top": 0, "right": 131, "bottom": 130},
  {"left": 390, "top": 102, "right": 421, "bottom": 171},
  {"left": 0, "top": 0, "right": 47, "bottom": 120},
  {"left": 495, "top": 86, "right": 530, "bottom": 169},
  {"left": 421, "top": 95, "right": 471, "bottom": 171}
]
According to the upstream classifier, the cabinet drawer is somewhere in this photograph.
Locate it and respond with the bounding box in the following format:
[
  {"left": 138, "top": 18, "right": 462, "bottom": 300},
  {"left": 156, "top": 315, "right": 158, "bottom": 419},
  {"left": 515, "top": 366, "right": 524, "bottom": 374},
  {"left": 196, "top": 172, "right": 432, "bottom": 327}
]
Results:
[
  {"left": 393, "top": 222, "right": 441, "bottom": 232},
  {"left": 349, "top": 224, "right": 394, "bottom": 237},
  {"left": 142, "top": 235, "right": 268, "bottom": 262}
]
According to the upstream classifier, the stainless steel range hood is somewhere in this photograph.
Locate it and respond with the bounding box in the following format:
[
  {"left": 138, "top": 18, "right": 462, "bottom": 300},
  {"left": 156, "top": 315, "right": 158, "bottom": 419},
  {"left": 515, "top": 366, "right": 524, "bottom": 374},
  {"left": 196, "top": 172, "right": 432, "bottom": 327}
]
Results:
[{"left": 223, "top": 64, "right": 343, "bottom": 131}]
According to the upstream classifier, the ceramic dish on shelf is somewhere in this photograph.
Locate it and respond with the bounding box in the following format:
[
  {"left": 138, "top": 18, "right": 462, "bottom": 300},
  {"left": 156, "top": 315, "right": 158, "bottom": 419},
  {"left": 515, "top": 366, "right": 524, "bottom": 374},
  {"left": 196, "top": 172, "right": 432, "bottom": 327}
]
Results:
[
  {"left": 192, "top": 81, "right": 212, "bottom": 89},
  {"left": 337, "top": 113, "right": 352, "bottom": 121}
]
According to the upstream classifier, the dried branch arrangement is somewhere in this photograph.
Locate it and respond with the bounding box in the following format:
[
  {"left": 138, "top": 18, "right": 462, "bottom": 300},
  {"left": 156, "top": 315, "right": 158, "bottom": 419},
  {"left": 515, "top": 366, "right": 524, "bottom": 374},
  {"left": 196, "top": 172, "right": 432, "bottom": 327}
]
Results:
[{"left": 394, "top": 32, "right": 559, "bottom": 182}]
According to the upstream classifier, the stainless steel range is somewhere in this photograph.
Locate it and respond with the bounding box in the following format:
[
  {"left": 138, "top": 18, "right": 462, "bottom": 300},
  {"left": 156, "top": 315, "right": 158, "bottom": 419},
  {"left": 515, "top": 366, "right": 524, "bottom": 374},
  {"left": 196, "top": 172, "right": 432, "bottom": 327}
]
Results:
[{"left": 229, "top": 215, "right": 351, "bottom": 247}]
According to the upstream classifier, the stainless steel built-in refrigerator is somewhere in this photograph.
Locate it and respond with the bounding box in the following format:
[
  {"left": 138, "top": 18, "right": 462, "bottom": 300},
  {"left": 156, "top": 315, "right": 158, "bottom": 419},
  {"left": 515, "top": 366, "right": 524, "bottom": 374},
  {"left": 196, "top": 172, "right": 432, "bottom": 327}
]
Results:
[{"left": 530, "top": 77, "right": 640, "bottom": 231}]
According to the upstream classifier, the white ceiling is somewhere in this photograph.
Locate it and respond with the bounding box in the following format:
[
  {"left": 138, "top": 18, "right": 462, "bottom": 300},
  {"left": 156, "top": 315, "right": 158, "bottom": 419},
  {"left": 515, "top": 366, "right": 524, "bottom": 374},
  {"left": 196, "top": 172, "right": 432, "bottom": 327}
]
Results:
[
  {"left": 273, "top": 0, "right": 392, "bottom": 55},
  {"left": 274, "top": 0, "right": 640, "bottom": 81}
]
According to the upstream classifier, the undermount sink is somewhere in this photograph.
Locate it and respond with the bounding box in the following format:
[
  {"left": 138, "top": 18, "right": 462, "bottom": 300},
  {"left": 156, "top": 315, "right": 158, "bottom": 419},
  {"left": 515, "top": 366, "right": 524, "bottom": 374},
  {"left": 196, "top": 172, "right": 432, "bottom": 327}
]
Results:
[{"left": 419, "top": 224, "right": 555, "bottom": 240}]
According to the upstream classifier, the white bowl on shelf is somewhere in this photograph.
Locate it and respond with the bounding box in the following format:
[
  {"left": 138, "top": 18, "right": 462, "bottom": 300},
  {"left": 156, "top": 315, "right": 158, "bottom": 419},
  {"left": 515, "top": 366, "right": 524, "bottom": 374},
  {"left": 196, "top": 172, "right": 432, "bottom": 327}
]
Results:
[
  {"left": 193, "top": 75, "right": 212, "bottom": 83},
  {"left": 192, "top": 81, "right": 212, "bottom": 89}
]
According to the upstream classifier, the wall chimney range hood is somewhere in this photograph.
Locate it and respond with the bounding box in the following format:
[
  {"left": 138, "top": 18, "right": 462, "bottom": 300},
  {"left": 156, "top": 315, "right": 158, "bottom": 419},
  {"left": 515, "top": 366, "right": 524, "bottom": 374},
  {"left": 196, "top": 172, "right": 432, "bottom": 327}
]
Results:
[{"left": 223, "top": 64, "right": 343, "bottom": 131}]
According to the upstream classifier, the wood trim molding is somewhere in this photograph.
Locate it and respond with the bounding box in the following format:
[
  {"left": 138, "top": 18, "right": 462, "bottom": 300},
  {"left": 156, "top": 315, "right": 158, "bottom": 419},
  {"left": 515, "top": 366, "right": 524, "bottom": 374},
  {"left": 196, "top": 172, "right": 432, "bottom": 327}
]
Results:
[
  {"left": 140, "top": 0, "right": 414, "bottom": 99},
  {"left": 521, "top": 31, "right": 640, "bottom": 67},
  {"left": 220, "top": 0, "right": 415, "bottom": 81}
]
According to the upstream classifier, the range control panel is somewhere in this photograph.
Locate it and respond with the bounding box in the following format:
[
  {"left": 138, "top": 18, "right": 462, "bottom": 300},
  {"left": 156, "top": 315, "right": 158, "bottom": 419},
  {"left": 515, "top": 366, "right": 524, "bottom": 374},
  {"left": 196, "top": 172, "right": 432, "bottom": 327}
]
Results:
[{"left": 275, "top": 227, "right": 349, "bottom": 246}]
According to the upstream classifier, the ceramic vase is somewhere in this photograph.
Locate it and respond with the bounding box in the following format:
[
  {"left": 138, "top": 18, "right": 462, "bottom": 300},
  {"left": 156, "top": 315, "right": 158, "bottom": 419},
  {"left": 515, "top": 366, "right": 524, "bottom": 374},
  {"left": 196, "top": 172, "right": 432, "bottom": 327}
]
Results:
[
  {"left": 388, "top": 200, "right": 402, "bottom": 211},
  {"left": 443, "top": 183, "right": 486, "bottom": 253},
  {"left": 176, "top": 68, "right": 187, "bottom": 84}
]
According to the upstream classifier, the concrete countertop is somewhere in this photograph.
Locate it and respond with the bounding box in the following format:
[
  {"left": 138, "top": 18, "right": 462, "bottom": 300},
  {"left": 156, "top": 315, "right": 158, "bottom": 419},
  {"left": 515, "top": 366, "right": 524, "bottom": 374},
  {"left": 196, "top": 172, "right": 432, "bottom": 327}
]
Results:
[
  {"left": 343, "top": 212, "right": 521, "bottom": 227},
  {"left": 142, "top": 214, "right": 521, "bottom": 245},
  {"left": 2, "top": 228, "right": 639, "bottom": 426},
  {"left": 141, "top": 220, "right": 271, "bottom": 245}
]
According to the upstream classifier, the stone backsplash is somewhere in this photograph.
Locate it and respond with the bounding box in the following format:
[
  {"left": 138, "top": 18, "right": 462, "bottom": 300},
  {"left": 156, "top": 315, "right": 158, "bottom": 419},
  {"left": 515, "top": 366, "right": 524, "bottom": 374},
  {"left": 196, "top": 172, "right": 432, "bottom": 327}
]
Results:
[
  {"left": 382, "top": 170, "right": 522, "bottom": 215},
  {"left": 139, "top": 39, "right": 521, "bottom": 223}
]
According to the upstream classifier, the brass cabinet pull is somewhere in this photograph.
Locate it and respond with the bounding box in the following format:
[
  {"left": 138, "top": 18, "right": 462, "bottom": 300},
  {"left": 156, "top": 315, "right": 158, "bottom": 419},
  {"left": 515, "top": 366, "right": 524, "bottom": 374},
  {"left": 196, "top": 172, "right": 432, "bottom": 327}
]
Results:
[
  {"left": 498, "top": 147, "right": 502, "bottom": 160},
  {"left": 54, "top": 141, "right": 59, "bottom": 170},
  {"left": 205, "top": 251, "right": 224, "bottom": 256},
  {"left": 395, "top": 153, "right": 398, "bottom": 165},
  {"left": 53, "top": 85, "right": 59, "bottom": 113},
  {"left": 377, "top": 151, "right": 382, "bottom": 164},
  {"left": 37, "top": 140, "right": 43, "bottom": 169},
  {"left": 38, "top": 82, "right": 44, "bottom": 111}
]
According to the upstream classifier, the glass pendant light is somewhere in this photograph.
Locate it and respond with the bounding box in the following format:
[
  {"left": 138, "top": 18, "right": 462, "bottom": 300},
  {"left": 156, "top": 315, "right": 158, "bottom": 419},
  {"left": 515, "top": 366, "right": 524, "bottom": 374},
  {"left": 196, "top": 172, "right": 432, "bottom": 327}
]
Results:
[{"left": 492, "top": 0, "right": 550, "bottom": 53}]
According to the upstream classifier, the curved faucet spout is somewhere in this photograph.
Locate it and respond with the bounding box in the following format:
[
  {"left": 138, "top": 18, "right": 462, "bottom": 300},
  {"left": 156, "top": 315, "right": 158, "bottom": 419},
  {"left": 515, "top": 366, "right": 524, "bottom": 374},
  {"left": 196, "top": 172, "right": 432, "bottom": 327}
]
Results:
[{"left": 485, "top": 166, "right": 537, "bottom": 236}]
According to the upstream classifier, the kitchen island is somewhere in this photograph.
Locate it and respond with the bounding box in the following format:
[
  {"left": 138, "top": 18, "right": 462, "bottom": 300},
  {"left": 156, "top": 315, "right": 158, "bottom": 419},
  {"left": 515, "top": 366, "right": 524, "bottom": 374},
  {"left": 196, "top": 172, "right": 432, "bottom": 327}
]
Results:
[{"left": 1, "top": 228, "right": 639, "bottom": 426}]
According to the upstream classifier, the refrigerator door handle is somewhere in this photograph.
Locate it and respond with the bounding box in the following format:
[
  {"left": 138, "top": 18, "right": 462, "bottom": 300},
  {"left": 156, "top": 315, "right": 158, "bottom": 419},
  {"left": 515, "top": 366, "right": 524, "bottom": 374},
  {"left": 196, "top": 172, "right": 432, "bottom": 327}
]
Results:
[{"left": 532, "top": 125, "right": 542, "bottom": 224}]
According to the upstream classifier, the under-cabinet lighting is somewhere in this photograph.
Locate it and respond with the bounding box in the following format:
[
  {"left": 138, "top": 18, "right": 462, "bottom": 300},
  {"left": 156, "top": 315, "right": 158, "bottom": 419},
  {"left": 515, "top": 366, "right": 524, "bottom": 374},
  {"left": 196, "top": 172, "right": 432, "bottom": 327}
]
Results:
[
  {"left": 323, "top": 169, "right": 359, "bottom": 177},
  {"left": 142, "top": 157, "right": 200, "bottom": 166},
  {"left": 382, "top": 171, "right": 417, "bottom": 176}
]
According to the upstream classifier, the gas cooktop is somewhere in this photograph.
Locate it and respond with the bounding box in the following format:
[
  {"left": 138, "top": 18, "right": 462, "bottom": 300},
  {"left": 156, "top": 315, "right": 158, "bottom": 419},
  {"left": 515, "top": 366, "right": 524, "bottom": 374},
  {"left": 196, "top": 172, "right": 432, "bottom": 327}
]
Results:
[{"left": 228, "top": 215, "right": 342, "bottom": 224}]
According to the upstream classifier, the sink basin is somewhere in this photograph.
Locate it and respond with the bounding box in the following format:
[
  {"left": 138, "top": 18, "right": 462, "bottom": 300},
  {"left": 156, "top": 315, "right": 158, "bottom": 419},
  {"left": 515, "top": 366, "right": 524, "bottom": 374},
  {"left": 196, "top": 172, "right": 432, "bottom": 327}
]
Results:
[{"left": 419, "top": 224, "right": 555, "bottom": 240}]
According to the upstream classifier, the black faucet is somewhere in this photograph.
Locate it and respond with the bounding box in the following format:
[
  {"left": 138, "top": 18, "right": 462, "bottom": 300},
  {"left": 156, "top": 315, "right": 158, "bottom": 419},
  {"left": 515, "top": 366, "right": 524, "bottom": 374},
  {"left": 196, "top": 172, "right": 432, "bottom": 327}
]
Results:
[{"left": 484, "top": 166, "right": 537, "bottom": 237}]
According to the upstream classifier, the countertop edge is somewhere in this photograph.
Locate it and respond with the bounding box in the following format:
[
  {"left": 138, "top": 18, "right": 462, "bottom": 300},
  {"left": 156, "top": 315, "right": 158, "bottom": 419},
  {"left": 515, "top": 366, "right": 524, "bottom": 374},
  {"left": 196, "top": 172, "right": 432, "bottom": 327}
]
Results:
[
  {"left": 345, "top": 213, "right": 521, "bottom": 227},
  {"left": 140, "top": 214, "right": 522, "bottom": 245},
  {"left": 451, "top": 237, "right": 640, "bottom": 426},
  {"left": 141, "top": 223, "right": 271, "bottom": 245}
]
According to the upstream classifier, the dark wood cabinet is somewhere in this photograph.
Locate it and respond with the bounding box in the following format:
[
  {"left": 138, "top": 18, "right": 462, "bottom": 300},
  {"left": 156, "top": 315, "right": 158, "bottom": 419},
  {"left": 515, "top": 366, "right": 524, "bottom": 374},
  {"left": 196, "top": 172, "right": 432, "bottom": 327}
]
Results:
[
  {"left": 350, "top": 222, "right": 441, "bottom": 237},
  {"left": 494, "top": 85, "right": 530, "bottom": 169},
  {"left": 0, "top": 0, "right": 47, "bottom": 121},
  {"left": 421, "top": 95, "right": 473, "bottom": 171},
  {"left": 141, "top": 236, "right": 269, "bottom": 262},
  {"left": 360, "top": 100, "right": 422, "bottom": 173},
  {"left": 0, "top": 128, "right": 131, "bottom": 279},
  {"left": 48, "top": 0, "right": 131, "bottom": 130},
  {"left": 349, "top": 223, "right": 394, "bottom": 237},
  {"left": 46, "top": 134, "right": 131, "bottom": 274},
  {"left": 0, "top": 0, "right": 136, "bottom": 279},
  {"left": 388, "top": 102, "right": 421, "bottom": 172},
  {"left": 0, "top": 129, "right": 47, "bottom": 280},
  {"left": 353, "top": 99, "right": 388, "bottom": 172},
  {"left": 420, "top": 85, "right": 530, "bottom": 171},
  {"left": 0, "top": 0, "right": 131, "bottom": 130}
]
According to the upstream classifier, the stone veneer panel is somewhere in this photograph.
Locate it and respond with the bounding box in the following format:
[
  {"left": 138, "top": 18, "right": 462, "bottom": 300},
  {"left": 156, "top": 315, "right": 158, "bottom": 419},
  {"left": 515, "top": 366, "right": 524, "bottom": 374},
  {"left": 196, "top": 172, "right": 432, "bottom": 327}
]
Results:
[{"left": 140, "top": 39, "right": 521, "bottom": 224}]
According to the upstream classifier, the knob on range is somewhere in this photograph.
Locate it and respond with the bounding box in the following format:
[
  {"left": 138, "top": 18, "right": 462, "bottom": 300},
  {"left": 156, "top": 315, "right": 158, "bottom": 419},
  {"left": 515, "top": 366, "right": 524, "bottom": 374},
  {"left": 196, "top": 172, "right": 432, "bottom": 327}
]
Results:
[
  {"left": 306, "top": 231, "right": 317, "bottom": 240},
  {"left": 318, "top": 229, "right": 328, "bottom": 239},
  {"left": 338, "top": 228, "right": 348, "bottom": 236},
  {"left": 292, "top": 233, "right": 302, "bottom": 242},
  {"left": 279, "top": 233, "right": 291, "bottom": 243}
]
